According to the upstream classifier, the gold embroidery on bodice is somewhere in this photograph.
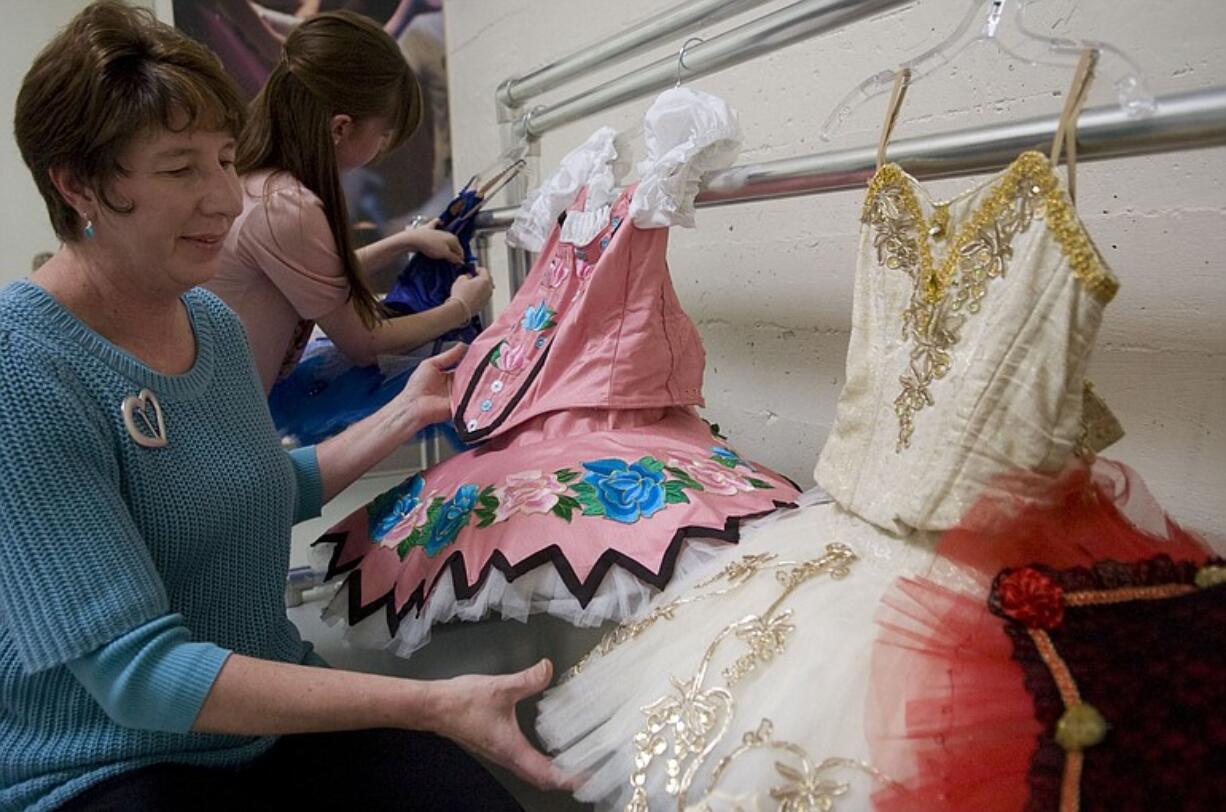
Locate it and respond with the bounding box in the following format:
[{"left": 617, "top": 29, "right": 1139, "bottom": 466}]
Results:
[{"left": 861, "top": 151, "right": 1117, "bottom": 451}]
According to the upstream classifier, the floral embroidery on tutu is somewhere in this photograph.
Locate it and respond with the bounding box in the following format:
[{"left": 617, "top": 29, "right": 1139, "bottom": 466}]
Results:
[{"left": 366, "top": 447, "right": 779, "bottom": 559}]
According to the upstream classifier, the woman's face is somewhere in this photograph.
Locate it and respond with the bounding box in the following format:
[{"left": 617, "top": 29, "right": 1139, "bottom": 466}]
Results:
[
  {"left": 96, "top": 126, "right": 242, "bottom": 292},
  {"left": 335, "top": 115, "right": 396, "bottom": 172}
]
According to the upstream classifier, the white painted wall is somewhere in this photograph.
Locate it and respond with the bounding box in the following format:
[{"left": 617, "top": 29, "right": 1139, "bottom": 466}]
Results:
[
  {"left": 445, "top": 0, "right": 1226, "bottom": 545},
  {"left": 1, "top": 0, "right": 160, "bottom": 282}
]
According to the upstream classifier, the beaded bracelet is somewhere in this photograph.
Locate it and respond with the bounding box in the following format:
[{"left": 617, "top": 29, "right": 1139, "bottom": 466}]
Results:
[{"left": 445, "top": 296, "right": 472, "bottom": 325}]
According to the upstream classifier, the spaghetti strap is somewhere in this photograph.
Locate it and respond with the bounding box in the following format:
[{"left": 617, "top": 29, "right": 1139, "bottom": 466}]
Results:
[
  {"left": 875, "top": 68, "right": 912, "bottom": 171},
  {"left": 1050, "top": 48, "right": 1099, "bottom": 202}
]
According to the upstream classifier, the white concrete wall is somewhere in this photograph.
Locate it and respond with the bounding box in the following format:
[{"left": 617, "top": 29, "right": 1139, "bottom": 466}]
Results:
[
  {"left": 445, "top": 0, "right": 1226, "bottom": 544},
  {"left": 1, "top": 0, "right": 161, "bottom": 282}
]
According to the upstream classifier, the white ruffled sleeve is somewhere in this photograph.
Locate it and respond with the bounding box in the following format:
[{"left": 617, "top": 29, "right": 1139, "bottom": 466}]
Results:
[
  {"left": 507, "top": 126, "right": 619, "bottom": 251},
  {"left": 629, "top": 88, "right": 742, "bottom": 229}
]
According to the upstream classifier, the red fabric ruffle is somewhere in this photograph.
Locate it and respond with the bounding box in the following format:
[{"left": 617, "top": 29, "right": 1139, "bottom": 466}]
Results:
[{"left": 868, "top": 458, "right": 1216, "bottom": 812}]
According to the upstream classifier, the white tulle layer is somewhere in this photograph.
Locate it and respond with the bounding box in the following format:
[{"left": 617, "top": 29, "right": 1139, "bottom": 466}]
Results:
[
  {"left": 535, "top": 489, "right": 944, "bottom": 811},
  {"left": 317, "top": 535, "right": 744, "bottom": 658}
]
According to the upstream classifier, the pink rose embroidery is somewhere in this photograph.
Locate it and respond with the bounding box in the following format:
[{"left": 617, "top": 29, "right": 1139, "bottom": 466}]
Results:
[
  {"left": 677, "top": 457, "right": 754, "bottom": 496},
  {"left": 493, "top": 470, "right": 567, "bottom": 522},
  {"left": 576, "top": 259, "right": 596, "bottom": 281},
  {"left": 496, "top": 341, "right": 529, "bottom": 373},
  {"left": 380, "top": 490, "right": 437, "bottom": 548}
]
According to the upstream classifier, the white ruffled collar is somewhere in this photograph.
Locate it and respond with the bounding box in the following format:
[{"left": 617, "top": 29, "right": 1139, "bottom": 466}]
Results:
[
  {"left": 507, "top": 127, "right": 621, "bottom": 251},
  {"left": 506, "top": 88, "right": 742, "bottom": 249},
  {"left": 628, "top": 87, "right": 742, "bottom": 229}
]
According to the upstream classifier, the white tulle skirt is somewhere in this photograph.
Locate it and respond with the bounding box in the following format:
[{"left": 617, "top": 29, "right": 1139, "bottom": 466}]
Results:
[
  {"left": 535, "top": 488, "right": 944, "bottom": 811},
  {"left": 318, "top": 535, "right": 732, "bottom": 657}
]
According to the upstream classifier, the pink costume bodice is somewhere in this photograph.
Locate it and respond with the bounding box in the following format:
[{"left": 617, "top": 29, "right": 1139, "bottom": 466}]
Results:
[{"left": 452, "top": 183, "right": 704, "bottom": 445}]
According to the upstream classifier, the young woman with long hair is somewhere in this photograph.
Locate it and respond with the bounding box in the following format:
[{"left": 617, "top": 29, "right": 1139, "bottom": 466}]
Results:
[{"left": 208, "top": 10, "right": 491, "bottom": 392}]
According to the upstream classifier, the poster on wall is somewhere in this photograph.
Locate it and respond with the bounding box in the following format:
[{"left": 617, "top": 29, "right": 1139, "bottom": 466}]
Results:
[{"left": 173, "top": 1, "right": 451, "bottom": 264}]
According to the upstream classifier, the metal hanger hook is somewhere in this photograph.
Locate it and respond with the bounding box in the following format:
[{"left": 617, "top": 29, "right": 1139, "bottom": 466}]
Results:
[{"left": 675, "top": 36, "right": 705, "bottom": 88}]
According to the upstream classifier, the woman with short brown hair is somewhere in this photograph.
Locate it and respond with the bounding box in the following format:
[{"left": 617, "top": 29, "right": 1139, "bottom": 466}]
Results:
[{"left": 1, "top": 3, "right": 555, "bottom": 809}]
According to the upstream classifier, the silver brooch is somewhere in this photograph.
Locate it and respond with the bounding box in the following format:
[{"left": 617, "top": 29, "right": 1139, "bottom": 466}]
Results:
[{"left": 121, "top": 388, "right": 168, "bottom": 449}]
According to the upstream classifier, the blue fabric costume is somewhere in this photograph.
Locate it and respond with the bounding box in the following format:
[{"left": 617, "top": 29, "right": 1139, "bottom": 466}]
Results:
[
  {"left": 384, "top": 179, "right": 485, "bottom": 344},
  {"left": 267, "top": 181, "right": 494, "bottom": 447}
]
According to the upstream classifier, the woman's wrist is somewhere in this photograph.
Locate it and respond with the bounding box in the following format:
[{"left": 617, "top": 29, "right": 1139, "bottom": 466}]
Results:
[
  {"left": 444, "top": 296, "right": 472, "bottom": 328},
  {"left": 372, "top": 396, "right": 426, "bottom": 447},
  {"left": 403, "top": 677, "right": 455, "bottom": 735},
  {"left": 398, "top": 226, "right": 422, "bottom": 253}
]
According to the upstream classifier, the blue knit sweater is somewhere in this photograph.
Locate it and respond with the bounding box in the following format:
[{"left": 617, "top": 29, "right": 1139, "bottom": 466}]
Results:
[{"left": 0, "top": 281, "right": 324, "bottom": 811}]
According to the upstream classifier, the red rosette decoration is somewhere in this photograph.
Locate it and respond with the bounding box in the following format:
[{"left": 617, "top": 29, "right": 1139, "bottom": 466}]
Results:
[{"left": 996, "top": 567, "right": 1064, "bottom": 629}]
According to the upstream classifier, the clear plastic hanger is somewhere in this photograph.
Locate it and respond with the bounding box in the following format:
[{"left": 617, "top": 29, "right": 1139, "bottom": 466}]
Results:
[{"left": 818, "top": 0, "right": 1155, "bottom": 142}]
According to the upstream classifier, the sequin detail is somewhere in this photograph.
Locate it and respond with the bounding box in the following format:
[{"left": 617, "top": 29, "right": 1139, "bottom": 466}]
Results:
[
  {"left": 703, "top": 720, "right": 891, "bottom": 812},
  {"left": 618, "top": 544, "right": 883, "bottom": 810},
  {"left": 862, "top": 151, "right": 1118, "bottom": 450},
  {"left": 567, "top": 553, "right": 783, "bottom": 677}
]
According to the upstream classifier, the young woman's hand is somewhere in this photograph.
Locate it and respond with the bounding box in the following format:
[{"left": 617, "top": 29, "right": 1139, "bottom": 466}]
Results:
[
  {"left": 404, "top": 219, "right": 463, "bottom": 264},
  {"left": 392, "top": 342, "right": 467, "bottom": 427},
  {"left": 449, "top": 266, "right": 494, "bottom": 316},
  {"left": 428, "top": 659, "right": 571, "bottom": 791}
]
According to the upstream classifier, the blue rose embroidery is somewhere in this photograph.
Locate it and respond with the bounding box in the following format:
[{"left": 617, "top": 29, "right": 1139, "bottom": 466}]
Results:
[
  {"left": 369, "top": 475, "right": 424, "bottom": 541},
  {"left": 581, "top": 459, "right": 666, "bottom": 524},
  {"left": 521, "top": 301, "right": 557, "bottom": 332},
  {"left": 424, "top": 483, "right": 479, "bottom": 555}
]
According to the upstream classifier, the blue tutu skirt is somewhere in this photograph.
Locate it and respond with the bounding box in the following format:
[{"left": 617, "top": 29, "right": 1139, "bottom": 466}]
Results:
[{"left": 268, "top": 335, "right": 462, "bottom": 449}]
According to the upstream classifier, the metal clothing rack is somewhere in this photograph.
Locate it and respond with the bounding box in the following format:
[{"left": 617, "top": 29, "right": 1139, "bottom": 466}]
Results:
[
  {"left": 482, "top": 0, "right": 1226, "bottom": 289},
  {"left": 490, "top": 0, "right": 916, "bottom": 289},
  {"left": 477, "top": 86, "right": 1226, "bottom": 232},
  {"left": 495, "top": 0, "right": 776, "bottom": 110},
  {"left": 510, "top": 0, "right": 915, "bottom": 139}
]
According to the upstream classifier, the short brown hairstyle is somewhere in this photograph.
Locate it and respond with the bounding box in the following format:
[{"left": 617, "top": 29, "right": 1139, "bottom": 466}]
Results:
[{"left": 13, "top": 0, "right": 245, "bottom": 242}]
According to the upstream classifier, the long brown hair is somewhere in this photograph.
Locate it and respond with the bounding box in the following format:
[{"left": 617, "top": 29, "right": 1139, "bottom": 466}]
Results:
[
  {"left": 15, "top": 0, "right": 244, "bottom": 242},
  {"left": 237, "top": 11, "right": 421, "bottom": 327}
]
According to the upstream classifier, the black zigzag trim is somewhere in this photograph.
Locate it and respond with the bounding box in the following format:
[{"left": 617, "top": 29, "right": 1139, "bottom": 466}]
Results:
[
  {"left": 452, "top": 342, "right": 552, "bottom": 444},
  {"left": 315, "top": 501, "right": 796, "bottom": 638}
]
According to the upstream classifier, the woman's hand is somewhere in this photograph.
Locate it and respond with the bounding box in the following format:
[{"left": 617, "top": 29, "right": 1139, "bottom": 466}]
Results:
[
  {"left": 312, "top": 343, "right": 467, "bottom": 502},
  {"left": 449, "top": 266, "right": 494, "bottom": 316},
  {"left": 429, "top": 659, "right": 570, "bottom": 791},
  {"left": 404, "top": 219, "right": 464, "bottom": 264},
  {"left": 196, "top": 654, "right": 572, "bottom": 793},
  {"left": 391, "top": 342, "right": 467, "bottom": 427}
]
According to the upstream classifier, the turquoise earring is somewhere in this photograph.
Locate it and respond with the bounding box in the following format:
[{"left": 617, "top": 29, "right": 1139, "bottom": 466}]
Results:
[{"left": 82, "top": 213, "right": 95, "bottom": 239}]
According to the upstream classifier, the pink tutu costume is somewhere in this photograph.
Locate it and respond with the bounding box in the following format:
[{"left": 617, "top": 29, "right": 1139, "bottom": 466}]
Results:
[{"left": 317, "top": 89, "right": 800, "bottom": 654}]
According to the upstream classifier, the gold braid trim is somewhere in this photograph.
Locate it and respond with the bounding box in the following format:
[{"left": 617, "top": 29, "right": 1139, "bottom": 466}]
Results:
[
  {"left": 862, "top": 151, "right": 1118, "bottom": 450},
  {"left": 863, "top": 151, "right": 1118, "bottom": 305}
]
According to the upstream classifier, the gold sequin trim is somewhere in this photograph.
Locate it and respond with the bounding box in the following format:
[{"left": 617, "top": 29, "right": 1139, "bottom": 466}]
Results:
[
  {"left": 1195, "top": 565, "right": 1226, "bottom": 589},
  {"left": 1074, "top": 380, "right": 1125, "bottom": 458},
  {"left": 622, "top": 544, "right": 878, "bottom": 811},
  {"left": 862, "top": 151, "right": 1118, "bottom": 450},
  {"left": 566, "top": 553, "right": 786, "bottom": 678},
  {"left": 696, "top": 719, "right": 891, "bottom": 812}
]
